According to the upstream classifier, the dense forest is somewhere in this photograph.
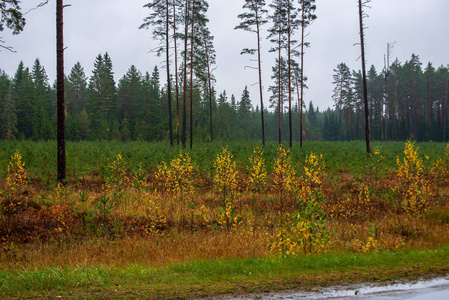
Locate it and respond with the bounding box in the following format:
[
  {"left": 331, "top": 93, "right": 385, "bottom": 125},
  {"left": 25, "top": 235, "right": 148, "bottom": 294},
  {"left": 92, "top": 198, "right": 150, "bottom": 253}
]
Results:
[
  {"left": 0, "top": 0, "right": 448, "bottom": 144},
  {"left": 0, "top": 53, "right": 448, "bottom": 143}
]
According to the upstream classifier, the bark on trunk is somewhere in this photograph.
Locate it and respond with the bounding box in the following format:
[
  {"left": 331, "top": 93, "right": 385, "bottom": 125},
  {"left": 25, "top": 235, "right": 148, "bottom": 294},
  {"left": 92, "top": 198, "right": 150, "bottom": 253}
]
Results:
[
  {"left": 181, "top": 0, "right": 189, "bottom": 149},
  {"left": 206, "top": 47, "right": 213, "bottom": 142},
  {"left": 358, "top": 0, "right": 371, "bottom": 154},
  {"left": 166, "top": 0, "right": 173, "bottom": 147},
  {"left": 256, "top": 7, "right": 265, "bottom": 146},
  {"left": 287, "top": 4, "right": 292, "bottom": 148},
  {"left": 189, "top": 0, "right": 194, "bottom": 149},
  {"left": 173, "top": 1, "right": 180, "bottom": 145},
  {"left": 57, "top": 0, "right": 66, "bottom": 184}
]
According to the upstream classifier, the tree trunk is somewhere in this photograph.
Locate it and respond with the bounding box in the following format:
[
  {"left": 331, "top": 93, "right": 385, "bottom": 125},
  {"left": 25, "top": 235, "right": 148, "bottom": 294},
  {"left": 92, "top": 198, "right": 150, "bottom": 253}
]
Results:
[
  {"left": 256, "top": 7, "right": 265, "bottom": 146},
  {"left": 358, "top": 0, "right": 371, "bottom": 154},
  {"left": 287, "top": 3, "right": 292, "bottom": 148},
  {"left": 444, "top": 76, "right": 448, "bottom": 141},
  {"left": 173, "top": 1, "right": 180, "bottom": 145},
  {"left": 166, "top": 0, "right": 173, "bottom": 147},
  {"left": 181, "top": 0, "right": 189, "bottom": 149},
  {"left": 189, "top": 0, "right": 194, "bottom": 149},
  {"left": 300, "top": 2, "right": 305, "bottom": 148},
  {"left": 56, "top": 0, "right": 66, "bottom": 184},
  {"left": 295, "top": 73, "right": 301, "bottom": 142},
  {"left": 278, "top": 31, "right": 282, "bottom": 145},
  {"left": 427, "top": 78, "right": 432, "bottom": 140},
  {"left": 206, "top": 47, "right": 213, "bottom": 142}
]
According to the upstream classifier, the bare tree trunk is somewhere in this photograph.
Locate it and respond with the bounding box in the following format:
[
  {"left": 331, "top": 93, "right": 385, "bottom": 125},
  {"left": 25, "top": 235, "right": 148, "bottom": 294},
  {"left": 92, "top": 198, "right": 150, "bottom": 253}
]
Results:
[
  {"left": 166, "top": 0, "right": 173, "bottom": 147},
  {"left": 300, "top": 4, "right": 305, "bottom": 148},
  {"left": 358, "top": 0, "right": 371, "bottom": 154},
  {"left": 287, "top": 4, "right": 292, "bottom": 148},
  {"left": 444, "top": 76, "right": 448, "bottom": 141},
  {"left": 338, "top": 83, "right": 343, "bottom": 140},
  {"left": 427, "top": 78, "right": 432, "bottom": 140},
  {"left": 412, "top": 73, "right": 417, "bottom": 140},
  {"left": 295, "top": 74, "right": 302, "bottom": 141},
  {"left": 382, "top": 55, "right": 386, "bottom": 144},
  {"left": 256, "top": 7, "right": 265, "bottom": 146},
  {"left": 278, "top": 31, "right": 282, "bottom": 145},
  {"left": 173, "top": 1, "right": 180, "bottom": 145},
  {"left": 189, "top": 0, "right": 194, "bottom": 149},
  {"left": 182, "top": 0, "right": 189, "bottom": 149},
  {"left": 57, "top": 0, "right": 66, "bottom": 184},
  {"left": 206, "top": 47, "right": 213, "bottom": 142}
]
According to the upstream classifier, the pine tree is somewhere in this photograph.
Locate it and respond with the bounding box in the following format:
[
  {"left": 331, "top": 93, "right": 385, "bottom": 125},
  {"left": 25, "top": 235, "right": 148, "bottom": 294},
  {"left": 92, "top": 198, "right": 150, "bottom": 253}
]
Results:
[
  {"left": 284, "top": 0, "right": 300, "bottom": 147},
  {"left": 0, "top": 0, "right": 26, "bottom": 51},
  {"left": 141, "top": 0, "right": 174, "bottom": 146},
  {"left": 268, "top": 57, "right": 288, "bottom": 143},
  {"left": 235, "top": 0, "right": 268, "bottom": 146},
  {"left": 268, "top": 0, "right": 288, "bottom": 144},
  {"left": 298, "top": 0, "right": 317, "bottom": 147},
  {"left": 358, "top": 0, "right": 371, "bottom": 153},
  {"left": 332, "top": 63, "right": 352, "bottom": 140},
  {"left": 57, "top": 0, "right": 66, "bottom": 183}
]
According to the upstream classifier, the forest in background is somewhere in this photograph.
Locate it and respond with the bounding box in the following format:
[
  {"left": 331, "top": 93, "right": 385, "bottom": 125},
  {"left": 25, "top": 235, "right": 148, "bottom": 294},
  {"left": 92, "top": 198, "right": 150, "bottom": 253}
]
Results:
[
  {"left": 0, "top": 0, "right": 448, "bottom": 145},
  {"left": 0, "top": 53, "right": 448, "bottom": 143}
]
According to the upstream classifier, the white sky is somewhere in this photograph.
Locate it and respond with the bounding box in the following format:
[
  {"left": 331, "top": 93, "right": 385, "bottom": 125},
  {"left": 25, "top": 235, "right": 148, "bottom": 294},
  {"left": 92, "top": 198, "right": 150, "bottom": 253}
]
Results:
[{"left": 1, "top": 0, "right": 448, "bottom": 111}]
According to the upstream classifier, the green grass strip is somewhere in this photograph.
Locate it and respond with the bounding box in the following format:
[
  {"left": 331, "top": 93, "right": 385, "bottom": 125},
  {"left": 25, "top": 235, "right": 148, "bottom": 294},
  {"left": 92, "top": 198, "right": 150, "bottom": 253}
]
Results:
[{"left": 1, "top": 247, "right": 449, "bottom": 299}]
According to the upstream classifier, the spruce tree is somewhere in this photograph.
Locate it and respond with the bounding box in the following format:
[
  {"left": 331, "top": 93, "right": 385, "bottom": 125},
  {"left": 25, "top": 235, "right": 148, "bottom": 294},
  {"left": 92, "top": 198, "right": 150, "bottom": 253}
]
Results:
[
  {"left": 66, "top": 62, "right": 87, "bottom": 115},
  {"left": 14, "top": 64, "right": 35, "bottom": 139},
  {"left": 1, "top": 80, "right": 18, "bottom": 140},
  {"left": 31, "top": 58, "right": 53, "bottom": 140}
]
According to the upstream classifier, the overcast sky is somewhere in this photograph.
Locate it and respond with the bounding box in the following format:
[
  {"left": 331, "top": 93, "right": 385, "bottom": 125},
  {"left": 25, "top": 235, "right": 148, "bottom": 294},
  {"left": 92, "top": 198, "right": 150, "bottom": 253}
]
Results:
[{"left": 1, "top": 0, "right": 449, "bottom": 111}]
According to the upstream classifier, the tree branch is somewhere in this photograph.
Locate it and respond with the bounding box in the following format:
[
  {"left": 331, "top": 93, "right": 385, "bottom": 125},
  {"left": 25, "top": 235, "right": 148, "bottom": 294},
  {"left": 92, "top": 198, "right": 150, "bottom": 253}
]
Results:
[{"left": 25, "top": 1, "right": 50, "bottom": 15}]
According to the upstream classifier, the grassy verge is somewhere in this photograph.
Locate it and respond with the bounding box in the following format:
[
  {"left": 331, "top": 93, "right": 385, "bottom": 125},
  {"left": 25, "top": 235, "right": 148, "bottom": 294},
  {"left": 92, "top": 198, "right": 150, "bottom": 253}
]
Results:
[{"left": 1, "top": 246, "right": 449, "bottom": 299}]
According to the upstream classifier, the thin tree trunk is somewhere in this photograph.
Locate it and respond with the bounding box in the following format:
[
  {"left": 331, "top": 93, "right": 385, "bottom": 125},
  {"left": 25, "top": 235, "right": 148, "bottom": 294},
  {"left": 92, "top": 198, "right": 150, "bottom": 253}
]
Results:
[
  {"left": 358, "top": 0, "right": 371, "bottom": 154},
  {"left": 287, "top": 3, "right": 292, "bottom": 148},
  {"left": 427, "top": 78, "right": 432, "bottom": 140},
  {"left": 444, "top": 76, "right": 448, "bottom": 141},
  {"left": 206, "top": 47, "right": 213, "bottom": 142},
  {"left": 300, "top": 2, "right": 305, "bottom": 147},
  {"left": 57, "top": 0, "right": 66, "bottom": 184},
  {"left": 256, "top": 7, "right": 265, "bottom": 146},
  {"left": 278, "top": 31, "right": 282, "bottom": 145},
  {"left": 189, "top": 0, "right": 194, "bottom": 149},
  {"left": 166, "top": 0, "right": 173, "bottom": 147},
  {"left": 296, "top": 73, "right": 301, "bottom": 141},
  {"left": 394, "top": 78, "right": 398, "bottom": 140},
  {"left": 413, "top": 73, "right": 417, "bottom": 140},
  {"left": 382, "top": 56, "right": 387, "bottom": 144},
  {"left": 182, "top": 0, "right": 189, "bottom": 149},
  {"left": 338, "top": 83, "right": 343, "bottom": 140},
  {"left": 173, "top": 1, "right": 180, "bottom": 145}
]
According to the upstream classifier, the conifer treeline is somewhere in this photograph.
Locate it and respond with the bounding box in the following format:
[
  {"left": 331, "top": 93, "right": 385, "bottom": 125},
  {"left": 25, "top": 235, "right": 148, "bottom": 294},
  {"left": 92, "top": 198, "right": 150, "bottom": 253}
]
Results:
[
  {"left": 333, "top": 54, "right": 449, "bottom": 142},
  {"left": 0, "top": 53, "right": 448, "bottom": 142}
]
